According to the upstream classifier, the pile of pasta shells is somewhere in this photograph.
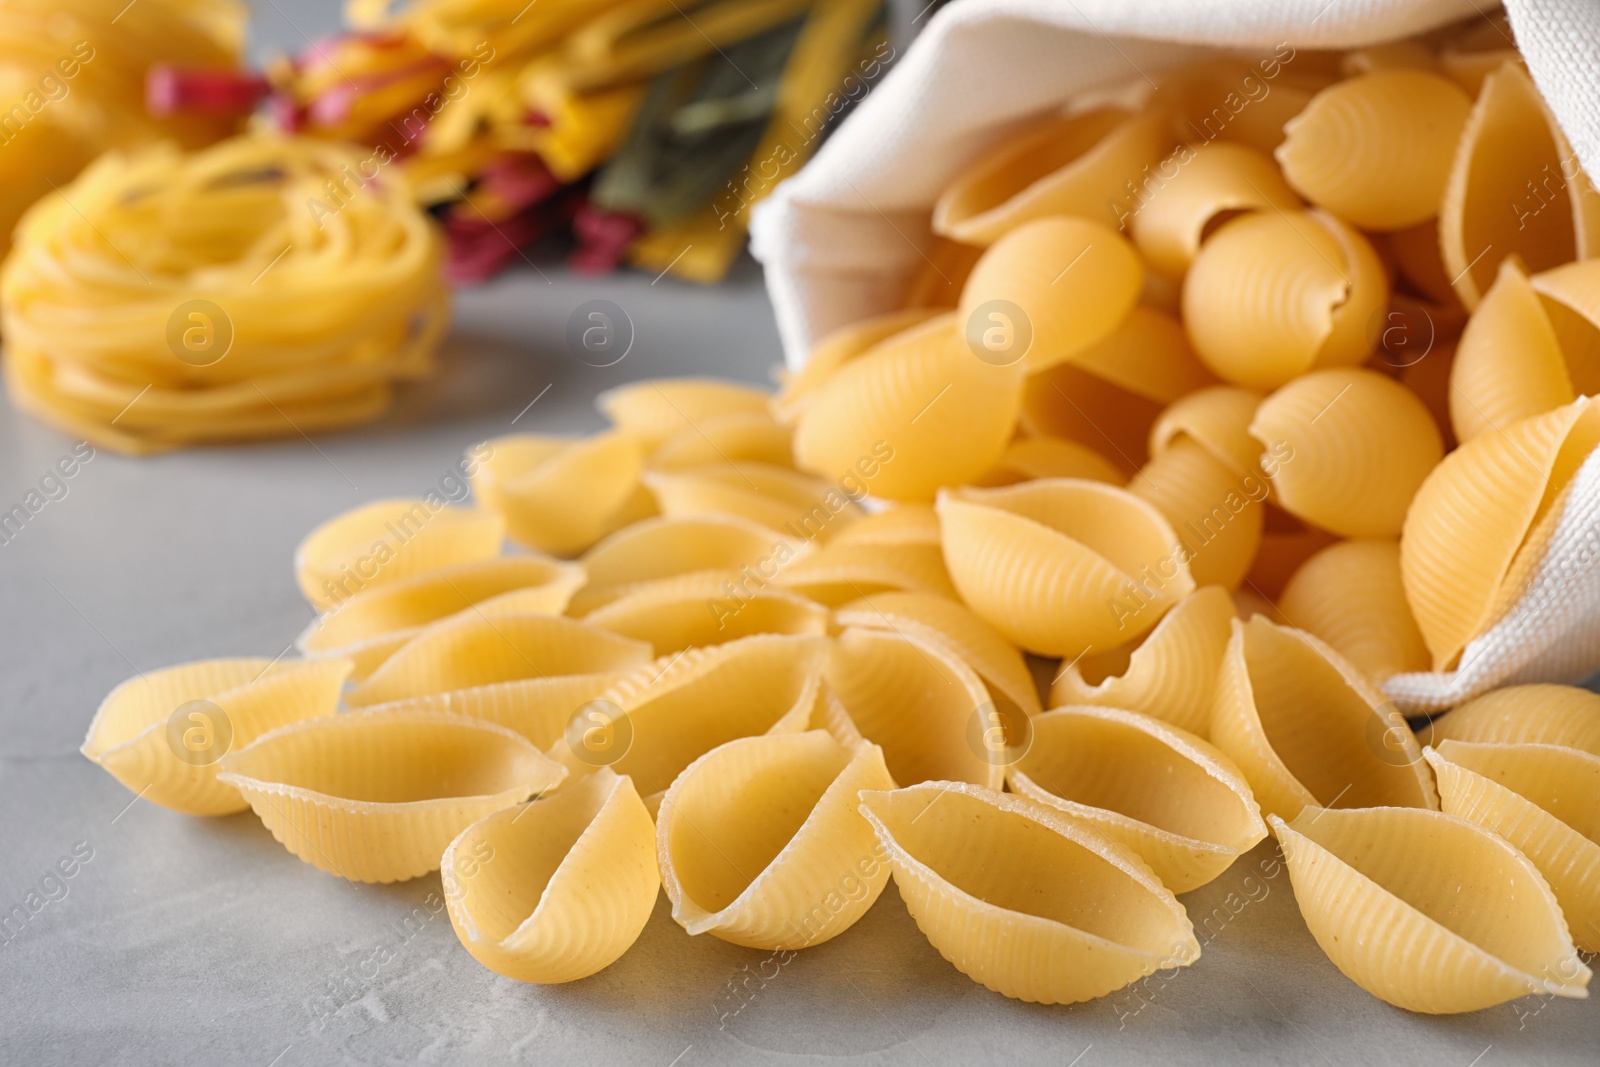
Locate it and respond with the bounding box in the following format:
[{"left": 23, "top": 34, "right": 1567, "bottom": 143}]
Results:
[{"left": 83, "top": 24, "right": 1600, "bottom": 1017}]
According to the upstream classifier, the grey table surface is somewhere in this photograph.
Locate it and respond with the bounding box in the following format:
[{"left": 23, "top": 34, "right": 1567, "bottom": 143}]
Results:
[{"left": 2, "top": 3, "right": 1597, "bottom": 1065}]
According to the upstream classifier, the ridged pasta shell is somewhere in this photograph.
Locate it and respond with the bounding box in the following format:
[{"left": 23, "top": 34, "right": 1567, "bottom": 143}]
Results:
[
  {"left": 1400, "top": 398, "right": 1600, "bottom": 670},
  {"left": 1009, "top": 706, "right": 1266, "bottom": 891},
  {"left": 295, "top": 498, "right": 505, "bottom": 611},
  {"left": 792, "top": 312, "right": 1021, "bottom": 502},
  {"left": 298, "top": 556, "right": 585, "bottom": 680},
  {"left": 974, "top": 435, "right": 1124, "bottom": 487},
  {"left": 934, "top": 108, "right": 1173, "bottom": 246},
  {"left": 773, "top": 540, "right": 957, "bottom": 605},
  {"left": 1426, "top": 741, "right": 1600, "bottom": 952},
  {"left": 1129, "top": 142, "right": 1302, "bottom": 277},
  {"left": 1439, "top": 61, "right": 1600, "bottom": 309},
  {"left": 1277, "top": 70, "right": 1472, "bottom": 231},
  {"left": 1248, "top": 505, "right": 1339, "bottom": 599},
  {"left": 470, "top": 431, "right": 644, "bottom": 556},
  {"left": 642, "top": 461, "right": 863, "bottom": 541},
  {"left": 658, "top": 731, "right": 895, "bottom": 949},
  {"left": 570, "top": 513, "right": 800, "bottom": 616},
  {"left": 1148, "top": 385, "right": 1264, "bottom": 477},
  {"left": 1020, "top": 362, "right": 1163, "bottom": 476},
  {"left": 1270, "top": 805, "right": 1590, "bottom": 1013},
  {"left": 550, "top": 634, "right": 825, "bottom": 806},
  {"left": 357, "top": 671, "right": 635, "bottom": 750},
  {"left": 1182, "top": 210, "right": 1388, "bottom": 389},
  {"left": 1065, "top": 305, "right": 1218, "bottom": 404},
  {"left": 597, "top": 378, "right": 774, "bottom": 450},
  {"left": 938, "top": 480, "right": 1195, "bottom": 656},
  {"left": 827, "top": 503, "right": 941, "bottom": 547},
  {"left": 958, "top": 216, "right": 1144, "bottom": 374},
  {"left": 1210, "top": 616, "right": 1435, "bottom": 820},
  {"left": 1278, "top": 540, "right": 1429, "bottom": 681},
  {"left": 441, "top": 769, "right": 657, "bottom": 983},
  {"left": 82, "top": 658, "right": 351, "bottom": 816},
  {"left": 648, "top": 411, "right": 793, "bottom": 471},
  {"left": 833, "top": 590, "right": 1041, "bottom": 717},
  {"left": 346, "top": 613, "right": 652, "bottom": 707},
  {"left": 826, "top": 626, "right": 1005, "bottom": 790},
  {"left": 585, "top": 571, "right": 829, "bottom": 655},
  {"left": 858, "top": 782, "right": 1200, "bottom": 1004},
  {"left": 775, "top": 308, "right": 944, "bottom": 425},
  {"left": 1130, "top": 437, "right": 1263, "bottom": 589},
  {"left": 1420, "top": 684, "right": 1600, "bottom": 756},
  {"left": 216, "top": 709, "right": 566, "bottom": 883},
  {"left": 1251, "top": 367, "right": 1443, "bottom": 538},
  {"left": 1050, "top": 585, "right": 1236, "bottom": 736}
]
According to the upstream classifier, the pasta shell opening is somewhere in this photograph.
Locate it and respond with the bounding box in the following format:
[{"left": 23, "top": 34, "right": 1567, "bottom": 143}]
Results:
[
  {"left": 470, "top": 431, "right": 645, "bottom": 556},
  {"left": 642, "top": 461, "right": 863, "bottom": 540},
  {"left": 973, "top": 435, "right": 1125, "bottom": 487},
  {"left": 772, "top": 539, "right": 958, "bottom": 605},
  {"left": 1130, "top": 142, "right": 1302, "bottom": 277},
  {"left": 584, "top": 571, "right": 829, "bottom": 655},
  {"left": 1020, "top": 361, "right": 1164, "bottom": 476}
]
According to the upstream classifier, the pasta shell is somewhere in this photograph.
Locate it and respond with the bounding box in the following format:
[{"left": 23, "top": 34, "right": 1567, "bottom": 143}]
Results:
[
  {"left": 792, "top": 313, "right": 1022, "bottom": 502},
  {"left": 974, "top": 434, "right": 1124, "bottom": 487},
  {"left": 550, "top": 634, "right": 825, "bottom": 806},
  {"left": 938, "top": 480, "right": 1195, "bottom": 656},
  {"left": 1247, "top": 505, "right": 1339, "bottom": 599},
  {"left": 826, "top": 626, "right": 1006, "bottom": 790},
  {"left": 1339, "top": 41, "right": 1439, "bottom": 77},
  {"left": 570, "top": 513, "right": 799, "bottom": 616},
  {"left": 1385, "top": 219, "right": 1459, "bottom": 305},
  {"left": 833, "top": 590, "right": 1041, "bottom": 718},
  {"left": 857, "top": 782, "right": 1200, "bottom": 1004},
  {"left": 597, "top": 378, "right": 773, "bottom": 450},
  {"left": 216, "top": 709, "right": 566, "bottom": 883},
  {"left": 1153, "top": 58, "right": 1325, "bottom": 154},
  {"left": 1148, "top": 385, "right": 1264, "bottom": 477},
  {"left": 1130, "top": 437, "right": 1263, "bottom": 589},
  {"left": 470, "top": 431, "right": 644, "bottom": 556},
  {"left": 1270, "top": 805, "right": 1590, "bottom": 1013},
  {"left": 1450, "top": 259, "right": 1578, "bottom": 443},
  {"left": 658, "top": 731, "right": 895, "bottom": 949},
  {"left": 345, "top": 613, "right": 652, "bottom": 707},
  {"left": 1439, "top": 62, "right": 1600, "bottom": 309},
  {"left": 648, "top": 411, "right": 793, "bottom": 471},
  {"left": 1182, "top": 210, "right": 1388, "bottom": 389},
  {"left": 357, "top": 671, "right": 636, "bottom": 750},
  {"left": 440, "top": 768, "right": 657, "bottom": 983},
  {"left": 827, "top": 503, "right": 941, "bottom": 547},
  {"left": 1251, "top": 367, "right": 1443, "bottom": 538},
  {"left": 295, "top": 498, "right": 505, "bottom": 611},
  {"left": 1009, "top": 706, "right": 1267, "bottom": 891},
  {"left": 1020, "top": 361, "right": 1163, "bottom": 476},
  {"left": 642, "top": 461, "right": 863, "bottom": 541},
  {"left": 1420, "top": 684, "right": 1600, "bottom": 756},
  {"left": 1050, "top": 585, "right": 1236, "bottom": 736},
  {"left": 1129, "top": 142, "right": 1302, "bottom": 277},
  {"left": 1277, "top": 540, "right": 1429, "bottom": 681},
  {"left": 1065, "top": 306, "right": 1218, "bottom": 404},
  {"left": 82, "top": 658, "right": 351, "bottom": 817},
  {"left": 773, "top": 540, "right": 958, "bottom": 606},
  {"left": 1426, "top": 741, "right": 1600, "bottom": 952},
  {"left": 298, "top": 556, "right": 585, "bottom": 680},
  {"left": 1400, "top": 398, "right": 1600, "bottom": 670},
  {"left": 775, "top": 308, "right": 944, "bottom": 424},
  {"left": 1210, "top": 616, "right": 1435, "bottom": 820},
  {"left": 958, "top": 216, "right": 1144, "bottom": 374},
  {"left": 935, "top": 108, "right": 1173, "bottom": 246},
  {"left": 1277, "top": 70, "right": 1472, "bottom": 230},
  {"left": 585, "top": 571, "right": 829, "bottom": 655}
]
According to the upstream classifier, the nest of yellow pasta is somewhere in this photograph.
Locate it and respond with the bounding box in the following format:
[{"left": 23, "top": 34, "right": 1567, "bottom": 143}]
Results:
[
  {"left": 81, "top": 14, "right": 1600, "bottom": 1020},
  {"left": 1, "top": 134, "right": 447, "bottom": 454}
]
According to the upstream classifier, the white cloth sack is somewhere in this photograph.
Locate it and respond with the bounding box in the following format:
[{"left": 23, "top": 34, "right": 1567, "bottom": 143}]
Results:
[{"left": 749, "top": 0, "right": 1600, "bottom": 713}]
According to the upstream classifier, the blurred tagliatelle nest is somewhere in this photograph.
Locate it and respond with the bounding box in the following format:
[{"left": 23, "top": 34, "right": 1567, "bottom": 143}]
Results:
[{"left": 0, "top": 133, "right": 448, "bottom": 454}]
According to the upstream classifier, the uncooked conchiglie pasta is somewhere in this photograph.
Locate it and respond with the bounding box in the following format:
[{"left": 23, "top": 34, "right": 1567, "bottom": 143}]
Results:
[
  {"left": 958, "top": 216, "right": 1144, "bottom": 374},
  {"left": 1210, "top": 616, "right": 1435, "bottom": 820},
  {"left": 1277, "top": 541, "right": 1429, "bottom": 681},
  {"left": 597, "top": 378, "right": 774, "bottom": 450},
  {"left": 825, "top": 626, "right": 1006, "bottom": 790},
  {"left": 658, "top": 731, "right": 894, "bottom": 949},
  {"left": 1250, "top": 368, "right": 1443, "bottom": 538},
  {"left": 773, "top": 540, "right": 958, "bottom": 606},
  {"left": 81, "top": 658, "right": 350, "bottom": 817},
  {"left": 296, "top": 498, "right": 505, "bottom": 611},
  {"left": 827, "top": 504, "right": 941, "bottom": 547},
  {"left": 1182, "top": 210, "right": 1388, "bottom": 389},
  {"left": 1020, "top": 362, "right": 1164, "bottom": 476},
  {"left": 1277, "top": 69, "right": 1472, "bottom": 230},
  {"left": 441, "top": 769, "right": 658, "bottom": 983},
  {"left": 1401, "top": 398, "right": 1600, "bottom": 670},
  {"left": 1386, "top": 220, "right": 1459, "bottom": 305},
  {"left": 1130, "top": 437, "right": 1263, "bottom": 589},
  {"left": 792, "top": 314, "right": 1021, "bottom": 502},
  {"left": 775, "top": 308, "right": 945, "bottom": 424},
  {"left": 938, "top": 480, "right": 1195, "bottom": 656},
  {"left": 1009, "top": 706, "right": 1266, "bottom": 892},
  {"left": 1151, "top": 57, "right": 1326, "bottom": 155},
  {"left": 1129, "top": 142, "right": 1302, "bottom": 277},
  {"left": 902, "top": 237, "right": 986, "bottom": 311},
  {"left": 1439, "top": 62, "right": 1600, "bottom": 308},
  {"left": 470, "top": 432, "right": 644, "bottom": 556},
  {"left": 1065, "top": 306, "right": 1218, "bottom": 405},
  {"left": 216, "top": 709, "right": 566, "bottom": 883},
  {"left": 359, "top": 669, "right": 638, "bottom": 751},
  {"left": 1270, "top": 806, "right": 1590, "bottom": 1013},
  {"left": 974, "top": 435, "right": 1124, "bottom": 487},
  {"left": 648, "top": 412, "right": 793, "bottom": 470},
  {"left": 1421, "top": 685, "right": 1600, "bottom": 756},
  {"left": 585, "top": 571, "right": 828, "bottom": 655},
  {"left": 1050, "top": 585, "right": 1236, "bottom": 737},
  {"left": 346, "top": 613, "right": 652, "bottom": 707},
  {"left": 1148, "top": 385, "right": 1265, "bottom": 478},
  {"left": 1426, "top": 742, "right": 1600, "bottom": 952},
  {"left": 299, "top": 556, "right": 585, "bottom": 679},
  {"left": 643, "top": 461, "right": 862, "bottom": 541},
  {"left": 934, "top": 108, "right": 1173, "bottom": 246},
  {"left": 1248, "top": 506, "right": 1340, "bottom": 599},
  {"left": 858, "top": 782, "right": 1200, "bottom": 1004}
]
